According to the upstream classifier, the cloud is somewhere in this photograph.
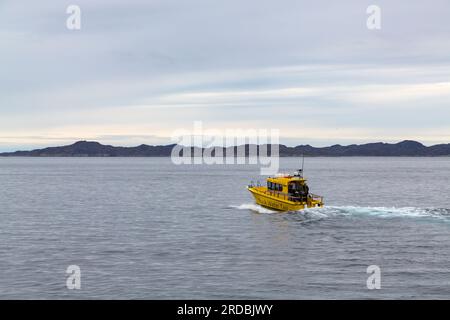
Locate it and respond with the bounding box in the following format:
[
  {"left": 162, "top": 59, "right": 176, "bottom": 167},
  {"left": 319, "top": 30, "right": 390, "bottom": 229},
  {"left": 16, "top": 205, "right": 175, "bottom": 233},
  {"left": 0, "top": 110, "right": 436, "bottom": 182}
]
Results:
[{"left": 0, "top": 0, "right": 450, "bottom": 150}]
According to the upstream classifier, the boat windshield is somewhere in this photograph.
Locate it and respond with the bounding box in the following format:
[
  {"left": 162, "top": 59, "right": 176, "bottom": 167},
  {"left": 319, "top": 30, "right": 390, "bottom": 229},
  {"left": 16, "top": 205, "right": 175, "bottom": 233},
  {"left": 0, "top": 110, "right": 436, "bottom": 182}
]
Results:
[{"left": 288, "top": 181, "right": 309, "bottom": 197}]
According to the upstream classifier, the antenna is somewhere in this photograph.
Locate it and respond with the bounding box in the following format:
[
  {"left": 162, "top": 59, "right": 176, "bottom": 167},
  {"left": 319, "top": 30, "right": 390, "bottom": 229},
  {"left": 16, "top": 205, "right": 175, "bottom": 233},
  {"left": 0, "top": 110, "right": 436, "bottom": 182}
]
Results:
[
  {"left": 298, "top": 154, "right": 304, "bottom": 178},
  {"left": 302, "top": 154, "right": 305, "bottom": 174}
]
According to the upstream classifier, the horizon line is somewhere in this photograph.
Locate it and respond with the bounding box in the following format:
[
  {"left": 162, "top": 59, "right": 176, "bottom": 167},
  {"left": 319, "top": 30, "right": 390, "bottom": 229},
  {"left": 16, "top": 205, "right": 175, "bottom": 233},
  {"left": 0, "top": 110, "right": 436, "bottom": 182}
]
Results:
[{"left": 1, "top": 139, "right": 450, "bottom": 154}]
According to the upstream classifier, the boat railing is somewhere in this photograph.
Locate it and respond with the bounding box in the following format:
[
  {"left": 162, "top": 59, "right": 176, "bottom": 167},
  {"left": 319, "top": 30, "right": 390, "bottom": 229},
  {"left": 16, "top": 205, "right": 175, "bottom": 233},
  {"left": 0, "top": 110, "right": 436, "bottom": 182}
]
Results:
[
  {"left": 264, "top": 190, "right": 323, "bottom": 203},
  {"left": 248, "top": 181, "right": 262, "bottom": 188},
  {"left": 265, "top": 190, "right": 298, "bottom": 202},
  {"left": 309, "top": 193, "right": 323, "bottom": 202}
]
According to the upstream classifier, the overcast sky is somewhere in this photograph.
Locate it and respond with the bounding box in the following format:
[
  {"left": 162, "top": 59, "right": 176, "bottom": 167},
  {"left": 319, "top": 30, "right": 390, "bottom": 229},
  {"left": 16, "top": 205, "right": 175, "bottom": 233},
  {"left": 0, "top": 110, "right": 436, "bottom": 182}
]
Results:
[{"left": 1, "top": 0, "right": 449, "bottom": 151}]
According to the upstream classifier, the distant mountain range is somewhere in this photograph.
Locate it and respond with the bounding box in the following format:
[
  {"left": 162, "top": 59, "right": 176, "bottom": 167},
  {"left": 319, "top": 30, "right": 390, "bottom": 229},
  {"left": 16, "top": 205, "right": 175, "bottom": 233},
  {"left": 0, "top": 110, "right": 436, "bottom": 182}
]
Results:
[{"left": 0, "top": 140, "right": 449, "bottom": 157}]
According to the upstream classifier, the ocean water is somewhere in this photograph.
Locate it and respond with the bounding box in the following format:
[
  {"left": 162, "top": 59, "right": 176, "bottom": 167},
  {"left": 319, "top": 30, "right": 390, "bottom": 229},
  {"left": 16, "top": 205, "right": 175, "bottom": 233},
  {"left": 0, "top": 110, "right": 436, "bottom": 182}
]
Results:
[{"left": 0, "top": 157, "right": 450, "bottom": 299}]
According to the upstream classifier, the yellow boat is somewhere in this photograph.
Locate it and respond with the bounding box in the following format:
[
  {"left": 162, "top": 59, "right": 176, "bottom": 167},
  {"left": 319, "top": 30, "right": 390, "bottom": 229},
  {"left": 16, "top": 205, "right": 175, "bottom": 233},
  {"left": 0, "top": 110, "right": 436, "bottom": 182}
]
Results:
[{"left": 247, "top": 169, "right": 324, "bottom": 211}]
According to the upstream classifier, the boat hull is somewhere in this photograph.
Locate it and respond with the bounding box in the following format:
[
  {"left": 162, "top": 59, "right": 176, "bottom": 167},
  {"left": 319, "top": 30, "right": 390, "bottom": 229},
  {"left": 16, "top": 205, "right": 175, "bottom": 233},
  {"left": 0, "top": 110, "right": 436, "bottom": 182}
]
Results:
[{"left": 247, "top": 186, "right": 323, "bottom": 212}]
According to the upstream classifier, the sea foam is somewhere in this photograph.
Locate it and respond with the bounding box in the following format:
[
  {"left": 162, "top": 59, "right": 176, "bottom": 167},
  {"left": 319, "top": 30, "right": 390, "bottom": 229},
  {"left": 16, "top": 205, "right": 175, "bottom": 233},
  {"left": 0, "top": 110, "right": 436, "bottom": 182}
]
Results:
[{"left": 231, "top": 204, "right": 450, "bottom": 222}]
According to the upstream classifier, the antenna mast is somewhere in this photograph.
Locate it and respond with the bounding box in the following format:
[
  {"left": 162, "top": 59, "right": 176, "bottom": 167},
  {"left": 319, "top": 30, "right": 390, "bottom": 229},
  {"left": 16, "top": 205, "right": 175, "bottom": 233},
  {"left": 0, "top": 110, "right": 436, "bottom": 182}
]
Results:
[
  {"left": 299, "top": 154, "right": 305, "bottom": 178},
  {"left": 302, "top": 154, "right": 305, "bottom": 172}
]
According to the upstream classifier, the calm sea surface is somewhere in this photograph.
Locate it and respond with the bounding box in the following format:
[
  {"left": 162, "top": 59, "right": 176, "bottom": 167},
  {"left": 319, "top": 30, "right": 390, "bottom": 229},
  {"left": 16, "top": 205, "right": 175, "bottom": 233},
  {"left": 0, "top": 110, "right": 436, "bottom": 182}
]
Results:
[{"left": 0, "top": 157, "right": 450, "bottom": 299}]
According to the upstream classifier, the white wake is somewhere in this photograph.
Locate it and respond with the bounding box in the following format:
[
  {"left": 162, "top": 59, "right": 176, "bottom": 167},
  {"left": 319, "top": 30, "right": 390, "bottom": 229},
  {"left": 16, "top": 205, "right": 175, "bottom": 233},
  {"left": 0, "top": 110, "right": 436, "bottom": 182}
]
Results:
[
  {"left": 230, "top": 204, "right": 450, "bottom": 221},
  {"left": 229, "top": 203, "right": 277, "bottom": 214}
]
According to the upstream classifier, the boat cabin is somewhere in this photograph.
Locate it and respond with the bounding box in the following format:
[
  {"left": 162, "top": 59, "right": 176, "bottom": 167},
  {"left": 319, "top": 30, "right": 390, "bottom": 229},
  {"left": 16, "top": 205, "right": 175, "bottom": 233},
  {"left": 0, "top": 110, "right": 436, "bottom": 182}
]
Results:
[{"left": 266, "top": 175, "right": 310, "bottom": 202}]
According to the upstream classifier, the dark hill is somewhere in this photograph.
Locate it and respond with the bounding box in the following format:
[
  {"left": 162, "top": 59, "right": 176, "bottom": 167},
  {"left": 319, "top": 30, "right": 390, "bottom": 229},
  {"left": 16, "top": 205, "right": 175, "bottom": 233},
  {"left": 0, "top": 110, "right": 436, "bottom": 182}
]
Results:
[{"left": 0, "top": 140, "right": 449, "bottom": 157}]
